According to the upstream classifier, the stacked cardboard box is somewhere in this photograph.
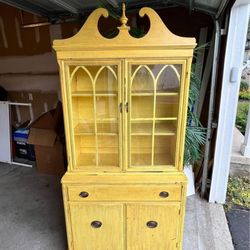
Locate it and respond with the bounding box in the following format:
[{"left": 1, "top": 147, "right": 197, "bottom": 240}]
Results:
[{"left": 27, "top": 102, "right": 66, "bottom": 175}]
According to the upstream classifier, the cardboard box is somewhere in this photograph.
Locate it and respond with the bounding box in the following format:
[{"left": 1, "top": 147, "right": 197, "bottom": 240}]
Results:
[
  {"left": 34, "top": 142, "right": 65, "bottom": 175},
  {"left": 27, "top": 102, "right": 66, "bottom": 175}
]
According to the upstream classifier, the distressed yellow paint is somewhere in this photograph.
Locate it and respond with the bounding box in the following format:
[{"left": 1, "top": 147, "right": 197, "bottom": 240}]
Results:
[
  {"left": 127, "top": 203, "right": 180, "bottom": 250},
  {"left": 70, "top": 203, "right": 124, "bottom": 250},
  {"left": 54, "top": 4, "right": 195, "bottom": 250},
  {"left": 67, "top": 185, "right": 182, "bottom": 202}
]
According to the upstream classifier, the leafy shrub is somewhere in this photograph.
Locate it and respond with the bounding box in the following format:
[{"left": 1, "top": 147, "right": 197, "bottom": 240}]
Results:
[
  {"left": 226, "top": 176, "right": 250, "bottom": 210},
  {"left": 236, "top": 102, "right": 249, "bottom": 135},
  {"left": 240, "top": 81, "right": 249, "bottom": 92},
  {"left": 239, "top": 91, "right": 250, "bottom": 100}
]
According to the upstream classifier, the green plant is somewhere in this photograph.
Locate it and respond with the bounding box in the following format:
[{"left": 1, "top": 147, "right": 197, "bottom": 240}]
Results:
[
  {"left": 236, "top": 102, "right": 249, "bottom": 135},
  {"left": 184, "top": 64, "right": 207, "bottom": 165},
  {"left": 240, "top": 81, "right": 249, "bottom": 92},
  {"left": 239, "top": 90, "right": 250, "bottom": 100},
  {"left": 225, "top": 176, "right": 250, "bottom": 210}
]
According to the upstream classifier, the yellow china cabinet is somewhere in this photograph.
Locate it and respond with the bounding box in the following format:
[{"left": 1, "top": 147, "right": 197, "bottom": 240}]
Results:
[{"left": 54, "top": 4, "right": 196, "bottom": 250}]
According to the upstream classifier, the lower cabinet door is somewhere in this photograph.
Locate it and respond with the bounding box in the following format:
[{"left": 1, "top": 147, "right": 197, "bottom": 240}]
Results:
[
  {"left": 70, "top": 203, "right": 124, "bottom": 250},
  {"left": 126, "top": 204, "right": 180, "bottom": 250}
]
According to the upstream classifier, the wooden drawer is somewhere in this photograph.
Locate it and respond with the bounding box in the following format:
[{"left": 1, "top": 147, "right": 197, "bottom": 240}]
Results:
[{"left": 67, "top": 185, "right": 182, "bottom": 202}]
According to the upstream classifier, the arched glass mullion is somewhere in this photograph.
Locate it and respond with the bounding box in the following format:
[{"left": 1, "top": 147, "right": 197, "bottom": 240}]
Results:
[
  {"left": 94, "top": 65, "right": 119, "bottom": 167},
  {"left": 130, "top": 65, "right": 155, "bottom": 167},
  {"left": 154, "top": 64, "right": 180, "bottom": 166},
  {"left": 156, "top": 65, "right": 180, "bottom": 93},
  {"left": 70, "top": 65, "right": 96, "bottom": 167},
  {"left": 131, "top": 65, "right": 155, "bottom": 95},
  {"left": 70, "top": 66, "right": 94, "bottom": 93}
]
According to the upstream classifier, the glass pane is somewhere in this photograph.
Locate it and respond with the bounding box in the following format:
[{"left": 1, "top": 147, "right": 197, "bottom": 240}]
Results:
[
  {"left": 154, "top": 135, "right": 176, "bottom": 165},
  {"left": 70, "top": 65, "right": 119, "bottom": 168},
  {"left": 155, "top": 95, "right": 179, "bottom": 118},
  {"left": 154, "top": 64, "right": 180, "bottom": 166},
  {"left": 131, "top": 136, "right": 152, "bottom": 166},
  {"left": 131, "top": 121, "right": 153, "bottom": 135},
  {"left": 75, "top": 135, "right": 96, "bottom": 166},
  {"left": 131, "top": 96, "right": 153, "bottom": 118},
  {"left": 70, "top": 66, "right": 93, "bottom": 93},
  {"left": 129, "top": 63, "right": 181, "bottom": 169},
  {"left": 96, "top": 96, "right": 118, "bottom": 120},
  {"left": 156, "top": 65, "right": 181, "bottom": 93},
  {"left": 98, "top": 135, "right": 118, "bottom": 166},
  {"left": 131, "top": 65, "right": 154, "bottom": 94},
  {"left": 155, "top": 120, "right": 177, "bottom": 135},
  {"left": 96, "top": 66, "right": 118, "bottom": 94},
  {"left": 97, "top": 122, "right": 117, "bottom": 134}
]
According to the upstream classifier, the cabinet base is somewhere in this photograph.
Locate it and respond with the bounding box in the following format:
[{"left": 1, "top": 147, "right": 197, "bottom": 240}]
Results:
[{"left": 62, "top": 173, "right": 187, "bottom": 250}]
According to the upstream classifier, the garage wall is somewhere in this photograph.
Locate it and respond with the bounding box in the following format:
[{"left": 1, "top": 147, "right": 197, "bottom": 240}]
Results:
[
  {"left": 0, "top": 3, "right": 79, "bottom": 94},
  {"left": 0, "top": 51, "right": 60, "bottom": 92},
  {"left": 0, "top": 3, "right": 213, "bottom": 98}
]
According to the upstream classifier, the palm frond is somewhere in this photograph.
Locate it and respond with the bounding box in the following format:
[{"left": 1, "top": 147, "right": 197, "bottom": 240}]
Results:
[
  {"left": 184, "top": 45, "right": 208, "bottom": 165},
  {"left": 184, "top": 126, "right": 207, "bottom": 164}
]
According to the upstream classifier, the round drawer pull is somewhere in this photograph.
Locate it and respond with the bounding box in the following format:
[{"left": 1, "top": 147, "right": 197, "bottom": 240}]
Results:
[
  {"left": 159, "top": 191, "right": 169, "bottom": 198},
  {"left": 146, "top": 221, "right": 158, "bottom": 228},
  {"left": 91, "top": 220, "right": 102, "bottom": 228},
  {"left": 79, "top": 191, "right": 89, "bottom": 198}
]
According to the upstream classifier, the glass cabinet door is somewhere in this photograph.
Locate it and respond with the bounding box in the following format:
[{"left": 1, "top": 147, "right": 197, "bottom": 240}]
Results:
[
  {"left": 68, "top": 63, "right": 121, "bottom": 171},
  {"left": 128, "top": 62, "right": 182, "bottom": 170}
]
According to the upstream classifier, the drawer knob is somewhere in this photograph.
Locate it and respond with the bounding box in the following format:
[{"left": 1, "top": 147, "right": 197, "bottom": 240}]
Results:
[
  {"left": 91, "top": 220, "right": 102, "bottom": 228},
  {"left": 146, "top": 221, "right": 158, "bottom": 228},
  {"left": 79, "top": 191, "right": 89, "bottom": 198},
  {"left": 159, "top": 191, "right": 169, "bottom": 198}
]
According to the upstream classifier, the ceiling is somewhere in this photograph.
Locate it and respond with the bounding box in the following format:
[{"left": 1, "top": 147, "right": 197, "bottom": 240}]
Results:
[{"left": 0, "top": 0, "right": 230, "bottom": 20}]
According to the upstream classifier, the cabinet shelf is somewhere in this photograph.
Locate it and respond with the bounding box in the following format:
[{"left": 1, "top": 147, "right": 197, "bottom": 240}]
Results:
[
  {"left": 131, "top": 90, "right": 179, "bottom": 96},
  {"left": 131, "top": 117, "right": 177, "bottom": 121},
  {"left": 131, "top": 153, "right": 173, "bottom": 166},
  {"left": 72, "top": 91, "right": 117, "bottom": 97},
  {"left": 131, "top": 122, "right": 176, "bottom": 135},
  {"left": 74, "top": 122, "right": 118, "bottom": 135},
  {"left": 77, "top": 153, "right": 118, "bottom": 167}
]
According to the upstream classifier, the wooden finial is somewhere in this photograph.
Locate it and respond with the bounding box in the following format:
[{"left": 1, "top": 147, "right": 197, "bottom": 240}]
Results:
[{"left": 118, "top": 3, "right": 130, "bottom": 31}]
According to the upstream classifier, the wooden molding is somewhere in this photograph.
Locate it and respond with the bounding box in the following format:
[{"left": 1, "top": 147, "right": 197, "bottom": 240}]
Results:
[{"left": 53, "top": 7, "right": 196, "bottom": 51}]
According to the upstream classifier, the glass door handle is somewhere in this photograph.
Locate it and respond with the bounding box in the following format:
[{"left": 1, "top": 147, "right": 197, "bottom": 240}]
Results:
[
  {"left": 125, "top": 102, "right": 128, "bottom": 113},
  {"left": 119, "top": 103, "right": 123, "bottom": 113}
]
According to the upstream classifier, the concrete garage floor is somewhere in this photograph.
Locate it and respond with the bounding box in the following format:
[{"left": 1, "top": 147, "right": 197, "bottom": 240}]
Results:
[
  {"left": 0, "top": 164, "right": 234, "bottom": 250},
  {"left": 0, "top": 163, "right": 67, "bottom": 250}
]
